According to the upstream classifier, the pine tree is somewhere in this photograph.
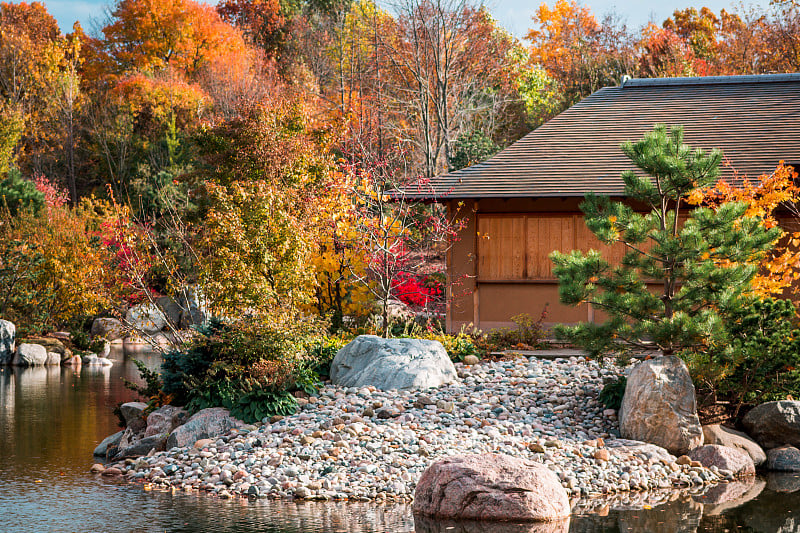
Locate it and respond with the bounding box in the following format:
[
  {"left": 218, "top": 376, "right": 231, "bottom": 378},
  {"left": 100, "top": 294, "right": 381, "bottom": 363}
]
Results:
[{"left": 551, "top": 124, "right": 782, "bottom": 357}]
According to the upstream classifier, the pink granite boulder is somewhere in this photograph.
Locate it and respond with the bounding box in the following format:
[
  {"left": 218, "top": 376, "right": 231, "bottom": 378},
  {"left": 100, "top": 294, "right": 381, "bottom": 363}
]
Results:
[
  {"left": 689, "top": 444, "right": 756, "bottom": 477},
  {"left": 413, "top": 454, "right": 570, "bottom": 522}
]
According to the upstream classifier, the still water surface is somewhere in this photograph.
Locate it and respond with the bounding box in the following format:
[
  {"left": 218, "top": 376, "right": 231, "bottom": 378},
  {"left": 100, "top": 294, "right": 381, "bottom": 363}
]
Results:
[{"left": 1, "top": 350, "right": 799, "bottom": 532}]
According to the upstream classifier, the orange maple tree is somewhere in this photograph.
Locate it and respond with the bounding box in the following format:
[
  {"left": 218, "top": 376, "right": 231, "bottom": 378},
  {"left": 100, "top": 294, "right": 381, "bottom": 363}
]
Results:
[{"left": 689, "top": 162, "right": 800, "bottom": 296}]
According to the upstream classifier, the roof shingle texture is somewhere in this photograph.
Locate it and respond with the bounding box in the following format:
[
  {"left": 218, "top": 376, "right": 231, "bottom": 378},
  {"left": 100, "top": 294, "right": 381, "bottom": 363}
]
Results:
[{"left": 427, "top": 74, "right": 800, "bottom": 199}]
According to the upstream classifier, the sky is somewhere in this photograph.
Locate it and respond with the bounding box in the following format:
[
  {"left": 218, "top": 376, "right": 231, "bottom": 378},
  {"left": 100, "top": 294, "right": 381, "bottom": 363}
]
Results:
[{"left": 45, "top": 0, "right": 773, "bottom": 37}]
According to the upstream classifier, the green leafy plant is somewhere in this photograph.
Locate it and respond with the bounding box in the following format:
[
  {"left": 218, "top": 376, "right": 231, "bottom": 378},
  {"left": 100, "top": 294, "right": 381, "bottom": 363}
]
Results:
[
  {"left": 685, "top": 297, "right": 800, "bottom": 414},
  {"left": 599, "top": 376, "right": 627, "bottom": 410},
  {"left": 486, "top": 308, "right": 548, "bottom": 351}
]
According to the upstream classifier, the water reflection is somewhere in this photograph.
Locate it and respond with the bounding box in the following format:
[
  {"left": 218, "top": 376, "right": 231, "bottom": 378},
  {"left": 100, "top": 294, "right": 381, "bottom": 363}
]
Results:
[{"left": 3, "top": 351, "right": 800, "bottom": 532}]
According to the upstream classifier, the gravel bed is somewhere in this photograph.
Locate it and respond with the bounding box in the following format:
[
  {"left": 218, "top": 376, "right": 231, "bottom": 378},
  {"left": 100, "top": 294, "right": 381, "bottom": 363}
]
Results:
[{"left": 115, "top": 356, "right": 730, "bottom": 501}]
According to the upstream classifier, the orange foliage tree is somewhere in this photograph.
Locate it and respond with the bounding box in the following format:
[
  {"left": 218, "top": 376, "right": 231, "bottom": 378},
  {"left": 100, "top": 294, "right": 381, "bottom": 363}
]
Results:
[{"left": 689, "top": 162, "right": 800, "bottom": 297}]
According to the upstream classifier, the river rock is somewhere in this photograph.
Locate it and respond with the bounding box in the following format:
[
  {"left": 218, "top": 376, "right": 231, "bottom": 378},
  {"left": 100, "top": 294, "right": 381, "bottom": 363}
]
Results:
[
  {"left": 120, "top": 402, "right": 148, "bottom": 426},
  {"left": 413, "top": 454, "right": 570, "bottom": 522},
  {"left": 93, "top": 430, "right": 124, "bottom": 457},
  {"left": 767, "top": 445, "right": 800, "bottom": 472},
  {"left": 165, "top": 407, "right": 244, "bottom": 449},
  {"left": 463, "top": 355, "right": 481, "bottom": 366},
  {"left": 689, "top": 444, "right": 755, "bottom": 477},
  {"left": 91, "top": 317, "right": 125, "bottom": 341},
  {"left": 125, "top": 303, "right": 167, "bottom": 334},
  {"left": 702, "top": 424, "right": 766, "bottom": 467},
  {"left": 45, "top": 352, "right": 61, "bottom": 365},
  {"left": 64, "top": 355, "right": 82, "bottom": 366},
  {"left": 619, "top": 355, "right": 703, "bottom": 455},
  {"left": 742, "top": 401, "right": 800, "bottom": 450},
  {"left": 13, "top": 343, "right": 48, "bottom": 366},
  {"left": 331, "top": 335, "right": 458, "bottom": 390},
  {"left": 145, "top": 405, "right": 188, "bottom": 437},
  {"left": 0, "top": 319, "right": 15, "bottom": 365}
]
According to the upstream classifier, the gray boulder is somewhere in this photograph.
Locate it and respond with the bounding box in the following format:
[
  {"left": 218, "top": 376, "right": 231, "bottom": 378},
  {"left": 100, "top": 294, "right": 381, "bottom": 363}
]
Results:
[
  {"left": 120, "top": 401, "right": 148, "bottom": 426},
  {"left": 156, "top": 296, "right": 182, "bottom": 327},
  {"left": 125, "top": 303, "right": 167, "bottom": 334},
  {"left": 112, "top": 433, "right": 169, "bottom": 460},
  {"left": 13, "top": 344, "right": 48, "bottom": 366},
  {"left": 45, "top": 352, "right": 61, "bottom": 365},
  {"left": 742, "top": 401, "right": 800, "bottom": 450},
  {"left": 91, "top": 317, "right": 125, "bottom": 341},
  {"left": 0, "top": 319, "right": 15, "bottom": 365},
  {"left": 93, "top": 430, "right": 124, "bottom": 457},
  {"left": 177, "top": 287, "right": 207, "bottom": 328},
  {"left": 145, "top": 405, "right": 188, "bottom": 438},
  {"left": 767, "top": 445, "right": 800, "bottom": 472},
  {"left": 330, "top": 335, "right": 458, "bottom": 390},
  {"left": 619, "top": 355, "right": 703, "bottom": 455},
  {"left": 166, "top": 407, "right": 244, "bottom": 449},
  {"left": 703, "top": 424, "right": 766, "bottom": 467}
]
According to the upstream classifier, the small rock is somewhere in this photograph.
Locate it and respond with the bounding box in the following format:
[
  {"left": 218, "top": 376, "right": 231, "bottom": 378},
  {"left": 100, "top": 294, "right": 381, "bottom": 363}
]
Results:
[
  {"left": 90, "top": 464, "right": 106, "bottom": 473},
  {"left": 462, "top": 355, "right": 480, "bottom": 366},
  {"left": 767, "top": 445, "right": 800, "bottom": 472}
]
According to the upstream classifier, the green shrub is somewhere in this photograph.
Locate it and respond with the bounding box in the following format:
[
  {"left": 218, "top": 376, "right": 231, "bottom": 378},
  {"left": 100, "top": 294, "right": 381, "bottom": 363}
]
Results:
[
  {"left": 395, "top": 321, "right": 484, "bottom": 362},
  {"left": 684, "top": 297, "right": 800, "bottom": 413},
  {"left": 160, "top": 316, "right": 323, "bottom": 423},
  {"left": 486, "top": 308, "right": 548, "bottom": 351},
  {"left": 599, "top": 376, "right": 627, "bottom": 410},
  {"left": 0, "top": 169, "right": 44, "bottom": 215}
]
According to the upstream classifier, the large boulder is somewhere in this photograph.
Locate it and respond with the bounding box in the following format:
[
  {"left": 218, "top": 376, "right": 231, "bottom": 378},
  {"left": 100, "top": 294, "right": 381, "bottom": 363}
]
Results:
[
  {"left": 156, "top": 296, "right": 182, "bottom": 328},
  {"left": 742, "top": 401, "right": 800, "bottom": 450},
  {"left": 22, "top": 337, "right": 67, "bottom": 358},
  {"left": 165, "top": 407, "right": 244, "bottom": 449},
  {"left": 125, "top": 303, "right": 167, "bottom": 334},
  {"left": 93, "top": 430, "right": 124, "bottom": 457},
  {"left": 702, "top": 424, "right": 766, "bottom": 467},
  {"left": 145, "top": 405, "right": 188, "bottom": 438},
  {"left": 689, "top": 444, "right": 756, "bottom": 478},
  {"left": 112, "top": 433, "right": 169, "bottom": 460},
  {"left": 0, "top": 319, "right": 15, "bottom": 365},
  {"left": 619, "top": 355, "right": 703, "bottom": 455},
  {"left": 13, "top": 343, "right": 48, "bottom": 366},
  {"left": 119, "top": 401, "right": 148, "bottom": 427},
  {"left": 330, "top": 335, "right": 458, "bottom": 390},
  {"left": 45, "top": 352, "right": 61, "bottom": 365},
  {"left": 413, "top": 454, "right": 571, "bottom": 522},
  {"left": 766, "top": 445, "right": 800, "bottom": 472},
  {"left": 91, "top": 317, "right": 125, "bottom": 341},
  {"left": 177, "top": 287, "right": 208, "bottom": 328}
]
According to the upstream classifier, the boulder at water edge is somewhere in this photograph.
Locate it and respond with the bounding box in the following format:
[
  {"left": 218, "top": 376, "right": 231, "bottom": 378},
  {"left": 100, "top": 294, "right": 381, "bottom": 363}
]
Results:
[
  {"left": 12, "top": 343, "right": 48, "bottom": 366},
  {"left": 742, "top": 401, "right": 800, "bottom": 450},
  {"left": 120, "top": 401, "right": 148, "bottom": 426},
  {"left": 0, "top": 319, "right": 15, "bottom": 365},
  {"left": 125, "top": 303, "right": 167, "bottom": 334},
  {"left": 689, "top": 444, "right": 756, "bottom": 478},
  {"left": 93, "top": 430, "right": 124, "bottom": 457},
  {"left": 145, "top": 405, "right": 188, "bottom": 437},
  {"left": 619, "top": 355, "right": 703, "bottom": 455},
  {"left": 702, "top": 424, "right": 766, "bottom": 467},
  {"left": 46, "top": 352, "right": 61, "bottom": 365},
  {"left": 91, "top": 317, "right": 125, "bottom": 341},
  {"left": 165, "top": 407, "right": 244, "bottom": 449},
  {"left": 330, "top": 335, "right": 458, "bottom": 390},
  {"left": 766, "top": 445, "right": 800, "bottom": 472},
  {"left": 413, "top": 454, "right": 571, "bottom": 522}
]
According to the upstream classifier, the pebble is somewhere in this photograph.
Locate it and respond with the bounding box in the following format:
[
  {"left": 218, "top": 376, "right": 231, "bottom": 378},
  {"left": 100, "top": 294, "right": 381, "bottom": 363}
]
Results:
[{"left": 114, "top": 356, "right": 722, "bottom": 502}]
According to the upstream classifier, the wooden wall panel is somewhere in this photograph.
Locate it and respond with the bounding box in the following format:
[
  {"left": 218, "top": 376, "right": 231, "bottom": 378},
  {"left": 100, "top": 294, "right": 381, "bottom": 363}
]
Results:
[
  {"left": 527, "top": 216, "right": 575, "bottom": 278},
  {"left": 478, "top": 216, "right": 526, "bottom": 280}
]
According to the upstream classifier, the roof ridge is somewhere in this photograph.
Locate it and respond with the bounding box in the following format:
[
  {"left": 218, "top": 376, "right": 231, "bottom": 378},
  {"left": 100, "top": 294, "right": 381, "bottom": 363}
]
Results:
[{"left": 621, "top": 73, "right": 800, "bottom": 88}]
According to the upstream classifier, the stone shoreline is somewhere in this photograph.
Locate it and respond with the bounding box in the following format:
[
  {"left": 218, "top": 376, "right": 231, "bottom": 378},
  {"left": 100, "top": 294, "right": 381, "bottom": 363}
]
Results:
[{"left": 101, "top": 356, "right": 734, "bottom": 502}]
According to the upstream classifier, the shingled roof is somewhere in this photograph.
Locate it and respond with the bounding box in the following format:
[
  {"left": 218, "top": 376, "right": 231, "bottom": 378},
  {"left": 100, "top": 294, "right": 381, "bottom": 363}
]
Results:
[{"left": 427, "top": 73, "right": 800, "bottom": 199}]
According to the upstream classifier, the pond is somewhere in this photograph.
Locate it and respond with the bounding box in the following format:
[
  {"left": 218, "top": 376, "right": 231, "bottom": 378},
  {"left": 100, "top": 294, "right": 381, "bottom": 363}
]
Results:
[{"left": 1, "top": 350, "right": 799, "bottom": 532}]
